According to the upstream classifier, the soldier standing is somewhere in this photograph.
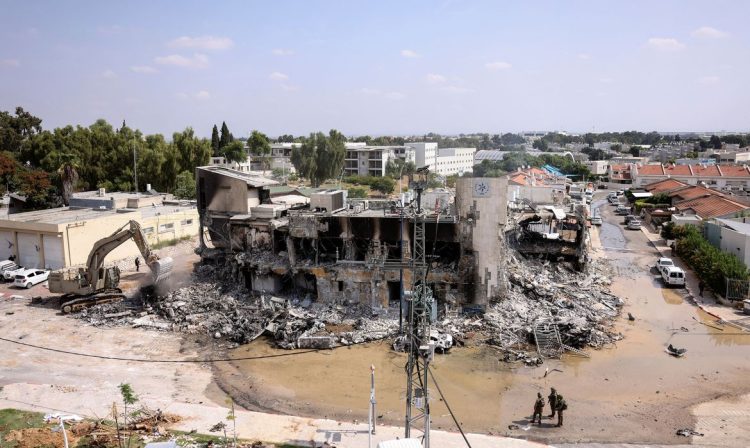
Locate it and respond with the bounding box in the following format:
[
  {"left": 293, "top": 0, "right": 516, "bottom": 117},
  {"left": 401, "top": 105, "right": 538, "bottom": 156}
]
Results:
[
  {"left": 135, "top": 256, "right": 141, "bottom": 272},
  {"left": 532, "top": 392, "right": 545, "bottom": 425},
  {"left": 555, "top": 394, "right": 567, "bottom": 427},
  {"left": 548, "top": 387, "right": 558, "bottom": 418}
]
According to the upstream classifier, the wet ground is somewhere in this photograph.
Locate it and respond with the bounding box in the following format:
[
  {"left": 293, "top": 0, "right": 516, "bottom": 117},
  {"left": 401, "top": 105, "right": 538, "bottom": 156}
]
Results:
[{"left": 212, "top": 194, "right": 750, "bottom": 446}]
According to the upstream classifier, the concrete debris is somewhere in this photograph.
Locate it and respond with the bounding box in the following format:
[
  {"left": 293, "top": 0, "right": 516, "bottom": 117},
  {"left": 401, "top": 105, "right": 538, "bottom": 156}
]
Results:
[{"left": 72, "top": 246, "right": 622, "bottom": 359}]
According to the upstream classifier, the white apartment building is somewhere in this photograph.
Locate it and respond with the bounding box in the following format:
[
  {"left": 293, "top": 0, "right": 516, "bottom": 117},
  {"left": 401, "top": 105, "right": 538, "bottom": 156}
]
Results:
[
  {"left": 344, "top": 145, "right": 400, "bottom": 177},
  {"left": 433, "top": 147, "right": 477, "bottom": 176},
  {"left": 584, "top": 160, "right": 609, "bottom": 175},
  {"left": 209, "top": 156, "right": 255, "bottom": 173},
  {"left": 407, "top": 142, "right": 438, "bottom": 170}
]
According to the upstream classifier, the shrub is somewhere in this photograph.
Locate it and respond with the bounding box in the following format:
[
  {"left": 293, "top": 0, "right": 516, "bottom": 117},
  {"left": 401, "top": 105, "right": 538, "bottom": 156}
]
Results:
[{"left": 347, "top": 187, "right": 367, "bottom": 198}]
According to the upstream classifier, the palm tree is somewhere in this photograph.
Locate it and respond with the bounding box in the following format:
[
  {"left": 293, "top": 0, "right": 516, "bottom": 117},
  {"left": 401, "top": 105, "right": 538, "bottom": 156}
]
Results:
[{"left": 57, "top": 150, "right": 80, "bottom": 206}]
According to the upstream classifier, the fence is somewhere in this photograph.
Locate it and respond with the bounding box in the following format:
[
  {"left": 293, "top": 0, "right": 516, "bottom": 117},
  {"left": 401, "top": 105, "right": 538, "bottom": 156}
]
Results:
[{"left": 725, "top": 278, "right": 750, "bottom": 301}]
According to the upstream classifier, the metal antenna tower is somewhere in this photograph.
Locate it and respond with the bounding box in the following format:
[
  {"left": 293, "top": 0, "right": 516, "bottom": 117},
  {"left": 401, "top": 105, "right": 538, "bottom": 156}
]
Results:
[{"left": 404, "top": 168, "right": 434, "bottom": 446}]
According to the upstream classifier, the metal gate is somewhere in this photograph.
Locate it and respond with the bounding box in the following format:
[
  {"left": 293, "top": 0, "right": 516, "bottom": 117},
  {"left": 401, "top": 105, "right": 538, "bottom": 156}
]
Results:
[{"left": 725, "top": 278, "right": 750, "bottom": 301}]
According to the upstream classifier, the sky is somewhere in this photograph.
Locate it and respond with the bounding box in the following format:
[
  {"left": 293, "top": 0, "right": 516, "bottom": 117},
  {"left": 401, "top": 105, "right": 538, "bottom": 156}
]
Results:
[{"left": 1, "top": 0, "right": 749, "bottom": 137}]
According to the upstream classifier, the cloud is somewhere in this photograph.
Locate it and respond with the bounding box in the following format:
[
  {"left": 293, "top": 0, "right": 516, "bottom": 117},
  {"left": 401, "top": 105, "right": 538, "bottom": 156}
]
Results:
[
  {"left": 577, "top": 53, "right": 591, "bottom": 60},
  {"left": 154, "top": 53, "right": 209, "bottom": 69},
  {"left": 400, "top": 49, "right": 420, "bottom": 58},
  {"left": 269, "top": 71, "right": 289, "bottom": 81},
  {"left": 698, "top": 75, "right": 720, "bottom": 85},
  {"left": 692, "top": 26, "right": 728, "bottom": 39},
  {"left": 272, "top": 48, "right": 295, "bottom": 56},
  {"left": 130, "top": 65, "right": 158, "bottom": 74},
  {"left": 646, "top": 37, "right": 685, "bottom": 51},
  {"left": 1, "top": 59, "right": 20, "bottom": 68},
  {"left": 168, "top": 35, "right": 233, "bottom": 50},
  {"left": 385, "top": 91, "right": 405, "bottom": 100},
  {"left": 485, "top": 61, "right": 512, "bottom": 71},
  {"left": 101, "top": 69, "right": 117, "bottom": 79},
  {"left": 426, "top": 73, "right": 447, "bottom": 84},
  {"left": 194, "top": 90, "right": 211, "bottom": 100}
]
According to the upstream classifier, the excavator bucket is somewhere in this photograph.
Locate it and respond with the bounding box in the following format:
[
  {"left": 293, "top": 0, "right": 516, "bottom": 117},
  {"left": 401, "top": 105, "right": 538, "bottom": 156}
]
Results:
[{"left": 151, "top": 257, "right": 174, "bottom": 284}]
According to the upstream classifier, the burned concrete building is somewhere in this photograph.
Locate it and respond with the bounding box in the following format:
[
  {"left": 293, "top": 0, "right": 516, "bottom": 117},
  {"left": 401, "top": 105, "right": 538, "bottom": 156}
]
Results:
[{"left": 196, "top": 166, "right": 514, "bottom": 310}]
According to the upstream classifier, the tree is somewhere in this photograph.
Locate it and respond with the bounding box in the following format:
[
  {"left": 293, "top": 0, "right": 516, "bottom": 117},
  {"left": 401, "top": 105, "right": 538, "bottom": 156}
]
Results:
[
  {"left": 629, "top": 146, "right": 640, "bottom": 157},
  {"left": 173, "top": 127, "right": 211, "bottom": 174},
  {"left": 18, "top": 169, "right": 59, "bottom": 210},
  {"left": 118, "top": 383, "right": 138, "bottom": 448},
  {"left": 532, "top": 139, "right": 548, "bottom": 151},
  {"left": 211, "top": 124, "right": 220, "bottom": 155},
  {"left": 247, "top": 130, "right": 271, "bottom": 169},
  {"left": 219, "top": 121, "right": 233, "bottom": 149},
  {"left": 220, "top": 140, "right": 247, "bottom": 164},
  {"left": 174, "top": 171, "right": 196, "bottom": 199},
  {"left": 385, "top": 158, "right": 415, "bottom": 178},
  {"left": 709, "top": 135, "right": 722, "bottom": 150},
  {"left": 56, "top": 150, "right": 80, "bottom": 205},
  {"left": 0, "top": 107, "right": 43, "bottom": 154},
  {"left": 370, "top": 176, "right": 395, "bottom": 194},
  {"left": 348, "top": 186, "right": 367, "bottom": 198},
  {"left": 291, "top": 130, "right": 346, "bottom": 187}
]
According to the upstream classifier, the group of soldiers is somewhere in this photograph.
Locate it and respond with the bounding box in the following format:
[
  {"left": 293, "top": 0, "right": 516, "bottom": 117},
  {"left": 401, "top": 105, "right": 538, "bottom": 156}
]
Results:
[{"left": 532, "top": 387, "right": 567, "bottom": 427}]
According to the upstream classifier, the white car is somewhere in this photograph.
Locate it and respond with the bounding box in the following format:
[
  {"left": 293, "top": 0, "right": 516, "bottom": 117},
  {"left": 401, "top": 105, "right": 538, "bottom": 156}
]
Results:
[
  {"left": 627, "top": 219, "right": 642, "bottom": 230},
  {"left": 14, "top": 269, "right": 50, "bottom": 289},
  {"left": 4, "top": 266, "right": 26, "bottom": 281},
  {"left": 590, "top": 216, "right": 603, "bottom": 225},
  {"left": 655, "top": 257, "right": 674, "bottom": 273},
  {"left": 661, "top": 266, "right": 686, "bottom": 287}
]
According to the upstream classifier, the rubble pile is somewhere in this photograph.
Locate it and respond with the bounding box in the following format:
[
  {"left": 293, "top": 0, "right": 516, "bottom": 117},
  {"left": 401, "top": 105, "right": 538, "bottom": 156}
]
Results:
[
  {"left": 75, "top": 248, "right": 622, "bottom": 360},
  {"left": 478, "top": 253, "right": 623, "bottom": 355},
  {"left": 76, "top": 279, "right": 400, "bottom": 349}
]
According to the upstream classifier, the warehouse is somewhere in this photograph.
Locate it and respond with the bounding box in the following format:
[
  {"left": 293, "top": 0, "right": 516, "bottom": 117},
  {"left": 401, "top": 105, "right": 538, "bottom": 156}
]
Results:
[{"left": 0, "top": 191, "right": 199, "bottom": 269}]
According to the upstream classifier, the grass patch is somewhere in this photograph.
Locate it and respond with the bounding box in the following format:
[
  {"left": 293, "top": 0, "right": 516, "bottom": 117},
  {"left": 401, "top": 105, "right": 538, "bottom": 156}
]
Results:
[
  {"left": 0, "top": 409, "right": 46, "bottom": 448},
  {"left": 151, "top": 235, "right": 193, "bottom": 250}
]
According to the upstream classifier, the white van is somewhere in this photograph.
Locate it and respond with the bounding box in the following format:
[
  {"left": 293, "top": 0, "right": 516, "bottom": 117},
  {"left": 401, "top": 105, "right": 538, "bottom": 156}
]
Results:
[
  {"left": 661, "top": 266, "right": 686, "bottom": 287},
  {"left": 0, "top": 260, "right": 18, "bottom": 274}
]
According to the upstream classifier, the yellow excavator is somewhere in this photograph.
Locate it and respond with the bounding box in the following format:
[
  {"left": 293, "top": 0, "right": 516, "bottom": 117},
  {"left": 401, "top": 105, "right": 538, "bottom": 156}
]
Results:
[{"left": 49, "top": 220, "right": 173, "bottom": 314}]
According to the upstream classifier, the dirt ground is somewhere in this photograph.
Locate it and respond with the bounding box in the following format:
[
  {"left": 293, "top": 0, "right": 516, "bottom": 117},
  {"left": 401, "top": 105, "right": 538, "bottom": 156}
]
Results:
[{"left": 210, "top": 196, "right": 750, "bottom": 446}]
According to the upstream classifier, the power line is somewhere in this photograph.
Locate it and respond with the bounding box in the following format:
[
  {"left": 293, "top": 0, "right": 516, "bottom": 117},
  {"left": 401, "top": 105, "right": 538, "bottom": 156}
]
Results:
[
  {"left": 0, "top": 335, "right": 386, "bottom": 364},
  {"left": 427, "top": 366, "right": 472, "bottom": 448}
]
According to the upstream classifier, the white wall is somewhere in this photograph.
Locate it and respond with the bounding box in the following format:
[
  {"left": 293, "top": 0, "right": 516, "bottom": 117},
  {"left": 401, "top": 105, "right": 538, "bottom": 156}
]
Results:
[{"left": 719, "top": 227, "right": 750, "bottom": 267}]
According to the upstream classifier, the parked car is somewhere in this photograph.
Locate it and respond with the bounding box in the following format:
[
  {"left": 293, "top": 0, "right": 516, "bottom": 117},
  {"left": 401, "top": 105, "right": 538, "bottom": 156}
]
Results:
[
  {"left": 624, "top": 214, "right": 637, "bottom": 224},
  {"left": 617, "top": 190, "right": 625, "bottom": 196},
  {"left": 3, "top": 266, "right": 26, "bottom": 281},
  {"left": 627, "top": 219, "right": 642, "bottom": 230},
  {"left": 655, "top": 257, "right": 675, "bottom": 273},
  {"left": 607, "top": 192, "right": 617, "bottom": 199},
  {"left": 590, "top": 216, "right": 603, "bottom": 225},
  {"left": 615, "top": 205, "right": 630, "bottom": 215},
  {"left": 661, "top": 266, "right": 686, "bottom": 287},
  {"left": 0, "top": 260, "right": 19, "bottom": 274},
  {"left": 598, "top": 184, "right": 608, "bottom": 189},
  {"left": 14, "top": 269, "right": 49, "bottom": 289}
]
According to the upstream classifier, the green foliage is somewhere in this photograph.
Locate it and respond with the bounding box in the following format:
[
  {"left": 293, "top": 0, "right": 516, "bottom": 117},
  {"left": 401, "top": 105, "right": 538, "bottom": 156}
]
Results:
[
  {"left": 151, "top": 235, "right": 192, "bottom": 250},
  {"left": 673, "top": 225, "right": 749, "bottom": 295},
  {"left": 709, "top": 135, "right": 722, "bottom": 149},
  {"left": 118, "top": 383, "right": 138, "bottom": 406},
  {"left": 0, "top": 107, "right": 42, "bottom": 154},
  {"left": 385, "top": 158, "right": 415, "bottom": 178},
  {"left": 343, "top": 175, "right": 394, "bottom": 194},
  {"left": 446, "top": 174, "right": 458, "bottom": 188},
  {"left": 291, "top": 130, "right": 346, "bottom": 187},
  {"left": 581, "top": 147, "right": 610, "bottom": 160},
  {"left": 661, "top": 221, "right": 678, "bottom": 240},
  {"left": 248, "top": 130, "right": 271, "bottom": 169},
  {"left": 532, "top": 139, "right": 548, "bottom": 151},
  {"left": 174, "top": 171, "right": 196, "bottom": 200},
  {"left": 629, "top": 146, "right": 640, "bottom": 157},
  {"left": 211, "top": 124, "right": 220, "bottom": 155},
  {"left": 220, "top": 140, "right": 247, "bottom": 164},
  {"left": 347, "top": 187, "right": 368, "bottom": 198},
  {"left": 219, "top": 121, "right": 233, "bottom": 149},
  {"left": 0, "top": 408, "right": 46, "bottom": 441},
  {"left": 470, "top": 152, "right": 590, "bottom": 179}
]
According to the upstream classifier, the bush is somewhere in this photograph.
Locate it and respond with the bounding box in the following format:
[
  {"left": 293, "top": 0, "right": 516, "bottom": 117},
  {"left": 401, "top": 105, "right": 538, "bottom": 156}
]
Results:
[
  {"left": 673, "top": 225, "right": 748, "bottom": 296},
  {"left": 347, "top": 187, "right": 367, "bottom": 198}
]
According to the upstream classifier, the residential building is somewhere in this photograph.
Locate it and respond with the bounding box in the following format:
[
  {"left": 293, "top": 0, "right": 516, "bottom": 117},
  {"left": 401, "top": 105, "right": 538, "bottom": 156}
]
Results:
[
  {"left": 0, "top": 190, "right": 199, "bottom": 269},
  {"left": 708, "top": 150, "right": 750, "bottom": 164},
  {"left": 607, "top": 164, "right": 633, "bottom": 184},
  {"left": 343, "top": 142, "right": 475, "bottom": 177},
  {"left": 705, "top": 217, "right": 750, "bottom": 268},
  {"left": 407, "top": 142, "right": 438, "bottom": 170},
  {"left": 584, "top": 160, "right": 608, "bottom": 175},
  {"left": 632, "top": 164, "right": 750, "bottom": 189}
]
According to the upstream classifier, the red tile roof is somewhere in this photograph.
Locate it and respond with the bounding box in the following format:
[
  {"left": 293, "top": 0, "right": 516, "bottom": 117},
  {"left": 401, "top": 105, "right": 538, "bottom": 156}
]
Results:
[
  {"left": 638, "top": 164, "right": 750, "bottom": 178},
  {"left": 675, "top": 195, "right": 749, "bottom": 219},
  {"left": 643, "top": 178, "right": 688, "bottom": 193},
  {"left": 668, "top": 185, "right": 723, "bottom": 202}
]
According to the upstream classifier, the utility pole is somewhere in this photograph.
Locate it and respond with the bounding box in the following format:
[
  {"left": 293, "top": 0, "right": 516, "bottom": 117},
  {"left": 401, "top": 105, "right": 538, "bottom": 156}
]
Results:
[
  {"left": 368, "top": 364, "right": 377, "bottom": 448},
  {"left": 404, "top": 169, "right": 434, "bottom": 446}
]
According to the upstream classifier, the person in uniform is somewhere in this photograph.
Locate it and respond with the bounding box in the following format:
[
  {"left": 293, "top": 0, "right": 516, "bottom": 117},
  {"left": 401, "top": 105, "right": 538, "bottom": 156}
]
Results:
[
  {"left": 555, "top": 394, "right": 567, "bottom": 427},
  {"left": 532, "top": 392, "right": 545, "bottom": 425},
  {"left": 548, "top": 387, "right": 558, "bottom": 418}
]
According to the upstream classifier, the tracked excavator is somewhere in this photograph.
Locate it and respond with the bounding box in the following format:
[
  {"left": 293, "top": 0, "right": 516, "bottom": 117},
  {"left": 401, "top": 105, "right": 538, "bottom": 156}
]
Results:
[{"left": 49, "top": 220, "right": 174, "bottom": 314}]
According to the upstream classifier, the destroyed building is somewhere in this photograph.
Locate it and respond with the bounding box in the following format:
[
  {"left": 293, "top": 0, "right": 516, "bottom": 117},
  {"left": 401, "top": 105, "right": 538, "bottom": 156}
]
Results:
[{"left": 196, "top": 167, "right": 521, "bottom": 309}]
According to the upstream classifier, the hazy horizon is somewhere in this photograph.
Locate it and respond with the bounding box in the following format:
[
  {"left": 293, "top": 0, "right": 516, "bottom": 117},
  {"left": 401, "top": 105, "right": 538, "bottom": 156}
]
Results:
[{"left": 2, "top": 0, "right": 749, "bottom": 138}]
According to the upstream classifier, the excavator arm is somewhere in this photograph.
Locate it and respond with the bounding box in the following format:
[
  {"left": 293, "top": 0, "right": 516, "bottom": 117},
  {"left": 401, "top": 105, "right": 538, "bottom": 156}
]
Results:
[{"left": 85, "top": 220, "right": 173, "bottom": 287}]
